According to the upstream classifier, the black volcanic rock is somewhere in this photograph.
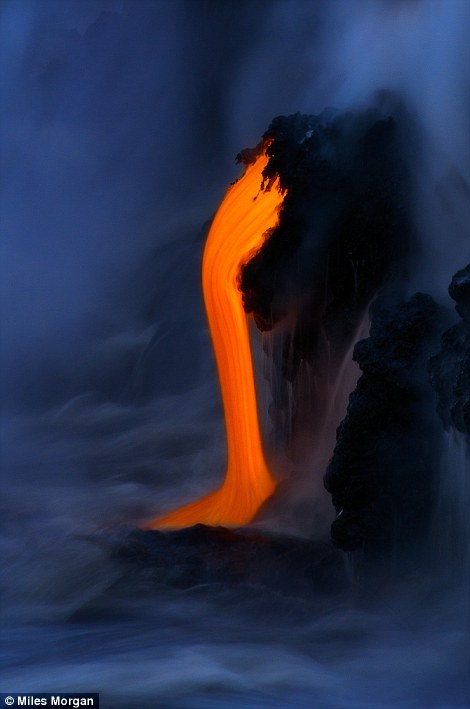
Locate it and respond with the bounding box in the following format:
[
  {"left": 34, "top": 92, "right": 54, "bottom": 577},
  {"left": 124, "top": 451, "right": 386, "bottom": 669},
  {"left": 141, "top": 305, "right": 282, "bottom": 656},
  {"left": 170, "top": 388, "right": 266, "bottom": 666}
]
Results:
[
  {"left": 113, "top": 524, "right": 346, "bottom": 596},
  {"left": 236, "top": 101, "right": 416, "bottom": 445},
  {"left": 324, "top": 293, "right": 450, "bottom": 558},
  {"left": 430, "top": 264, "right": 470, "bottom": 438},
  {"left": 239, "top": 103, "right": 414, "bottom": 361},
  {"left": 449, "top": 265, "right": 470, "bottom": 324}
]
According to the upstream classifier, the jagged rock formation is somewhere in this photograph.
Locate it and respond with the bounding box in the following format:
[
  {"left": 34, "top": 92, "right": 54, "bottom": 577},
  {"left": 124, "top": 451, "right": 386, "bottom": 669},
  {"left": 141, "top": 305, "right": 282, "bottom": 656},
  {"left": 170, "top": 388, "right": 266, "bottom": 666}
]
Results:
[
  {"left": 239, "top": 104, "right": 413, "bottom": 358},
  {"left": 430, "top": 264, "right": 470, "bottom": 439},
  {"left": 324, "top": 293, "right": 450, "bottom": 558},
  {"left": 237, "top": 102, "right": 415, "bottom": 442}
]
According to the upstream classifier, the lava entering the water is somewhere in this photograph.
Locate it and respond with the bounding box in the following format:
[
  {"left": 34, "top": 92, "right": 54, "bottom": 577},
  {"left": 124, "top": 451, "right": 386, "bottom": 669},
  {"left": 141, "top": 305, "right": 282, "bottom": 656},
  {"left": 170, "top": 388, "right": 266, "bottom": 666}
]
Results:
[{"left": 147, "top": 150, "right": 285, "bottom": 528}]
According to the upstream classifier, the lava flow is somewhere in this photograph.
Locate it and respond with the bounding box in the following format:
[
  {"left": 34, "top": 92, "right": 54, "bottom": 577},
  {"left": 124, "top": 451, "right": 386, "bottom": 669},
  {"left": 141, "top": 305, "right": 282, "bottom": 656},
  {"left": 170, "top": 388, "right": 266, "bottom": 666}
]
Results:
[{"left": 147, "top": 150, "right": 285, "bottom": 528}]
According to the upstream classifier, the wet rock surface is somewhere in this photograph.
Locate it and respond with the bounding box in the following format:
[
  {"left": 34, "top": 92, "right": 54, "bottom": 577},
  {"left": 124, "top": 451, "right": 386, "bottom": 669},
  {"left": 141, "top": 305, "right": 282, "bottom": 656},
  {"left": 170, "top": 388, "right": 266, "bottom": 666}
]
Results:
[
  {"left": 239, "top": 102, "right": 413, "bottom": 356},
  {"left": 324, "top": 293, "right": 450, "bottom": 559},
  {"left": 237, "top": 101, "right": 415, "bottom": 442},
  {"left": 430, "top": 264, "right": 470, "bottom": 439},
  {"left": 112, "top": 523, "right": 347, "bottom": 596}
]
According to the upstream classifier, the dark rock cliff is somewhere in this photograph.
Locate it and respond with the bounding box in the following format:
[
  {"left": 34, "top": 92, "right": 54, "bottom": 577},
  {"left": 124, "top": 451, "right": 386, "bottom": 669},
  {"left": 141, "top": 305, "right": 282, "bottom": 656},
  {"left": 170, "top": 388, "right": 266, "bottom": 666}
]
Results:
[
  {"left": 324, "top": 293, "right": 450, "bottom": 559},
  {"left": 239, "top": 104, "right": 414, "bottom": 360},
  {"left": 237, "top": 102, "right": 416, "bottom": 444},
  {"left": 430, "top": 264, "right": 470, "bottom": 439}
]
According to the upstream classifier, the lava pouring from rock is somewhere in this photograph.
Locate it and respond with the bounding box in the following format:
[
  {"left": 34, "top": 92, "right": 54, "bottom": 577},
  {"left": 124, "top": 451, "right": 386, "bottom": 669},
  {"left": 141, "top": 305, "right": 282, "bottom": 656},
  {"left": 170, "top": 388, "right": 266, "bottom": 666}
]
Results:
[{"left": 147, "top": 149, "right": 285, "bottom": 528}]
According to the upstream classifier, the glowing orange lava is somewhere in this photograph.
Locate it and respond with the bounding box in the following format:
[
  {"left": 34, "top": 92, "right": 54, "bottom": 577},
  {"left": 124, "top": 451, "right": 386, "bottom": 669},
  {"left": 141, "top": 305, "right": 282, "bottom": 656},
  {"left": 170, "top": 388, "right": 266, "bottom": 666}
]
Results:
[{"left": 146, "top": 151, "right": 285, "bottom": 529}]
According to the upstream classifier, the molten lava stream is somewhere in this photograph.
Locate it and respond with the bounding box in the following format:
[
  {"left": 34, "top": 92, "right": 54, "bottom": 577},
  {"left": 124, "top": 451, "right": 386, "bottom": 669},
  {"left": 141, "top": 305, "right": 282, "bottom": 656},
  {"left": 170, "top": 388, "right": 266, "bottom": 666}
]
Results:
[{"left": 147, "top": 151, "right": 285, "bottom": 528}]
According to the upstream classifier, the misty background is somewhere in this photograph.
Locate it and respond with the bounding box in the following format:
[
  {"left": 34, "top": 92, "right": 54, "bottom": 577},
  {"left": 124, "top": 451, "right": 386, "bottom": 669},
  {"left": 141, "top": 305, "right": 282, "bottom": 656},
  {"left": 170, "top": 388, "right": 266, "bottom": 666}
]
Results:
[{"left": 1, "top": 1, "right": 469, "bottom": 707}]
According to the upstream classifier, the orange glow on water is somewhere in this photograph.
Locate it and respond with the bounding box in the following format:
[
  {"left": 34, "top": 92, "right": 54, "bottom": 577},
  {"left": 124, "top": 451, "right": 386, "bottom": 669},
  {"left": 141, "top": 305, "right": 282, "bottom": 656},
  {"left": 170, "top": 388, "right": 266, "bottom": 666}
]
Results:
[{"left": 147, "top": 151, "right": 285, "bottom": 528}]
